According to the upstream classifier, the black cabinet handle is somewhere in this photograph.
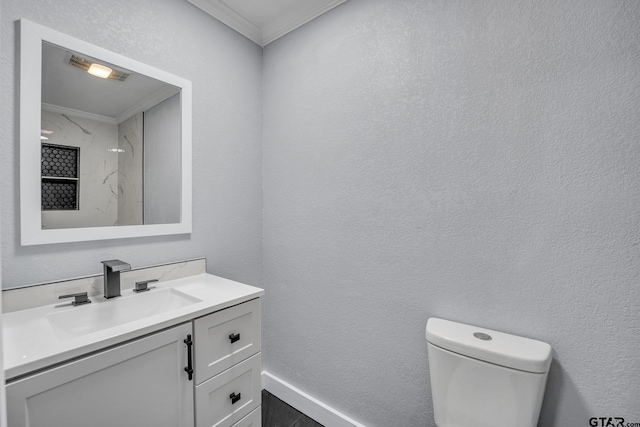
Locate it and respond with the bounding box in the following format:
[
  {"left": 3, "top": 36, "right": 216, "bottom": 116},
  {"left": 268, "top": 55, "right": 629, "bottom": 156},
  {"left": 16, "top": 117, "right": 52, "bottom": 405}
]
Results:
[
  {"left": 229, "top": 333, "right": 240, "bottom": 343},
  {"left": 184, "top": 334, "right": 193, "bottom": 381},
  {"left": 230, "top": 392, "right": 241, "bottom": 404}
]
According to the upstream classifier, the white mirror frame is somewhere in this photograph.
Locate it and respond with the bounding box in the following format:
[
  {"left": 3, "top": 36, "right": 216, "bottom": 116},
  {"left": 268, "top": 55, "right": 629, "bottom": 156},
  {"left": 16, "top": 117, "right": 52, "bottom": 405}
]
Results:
[{"left": 20, "top": 19, "right": 192, "bottom": 245}]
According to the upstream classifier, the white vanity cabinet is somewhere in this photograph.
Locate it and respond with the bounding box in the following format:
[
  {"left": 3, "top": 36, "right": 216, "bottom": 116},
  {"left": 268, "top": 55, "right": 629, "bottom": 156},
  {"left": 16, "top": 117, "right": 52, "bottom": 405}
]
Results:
[
  {"left": 194, "top": 298, "right": 262, "bottom": 427},
  {"left": 7, "top": 322, "right": 195, "bottom": 427},
  {"left": 5, "top": 296, "right": 262, "bottom": 427}
]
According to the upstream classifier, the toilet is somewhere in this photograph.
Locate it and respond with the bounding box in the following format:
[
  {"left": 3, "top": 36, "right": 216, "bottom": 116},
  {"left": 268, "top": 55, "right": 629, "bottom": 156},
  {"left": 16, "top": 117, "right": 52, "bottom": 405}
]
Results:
[{"left": 425, "top": 318, "right": 552, "bottom": 427}]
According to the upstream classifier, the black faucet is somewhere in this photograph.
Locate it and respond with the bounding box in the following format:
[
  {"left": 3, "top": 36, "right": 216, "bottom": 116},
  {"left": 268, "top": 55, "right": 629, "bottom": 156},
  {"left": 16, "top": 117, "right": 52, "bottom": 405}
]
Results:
[{"left": 101, "top": 260, "right": 131, "bottom": 299}]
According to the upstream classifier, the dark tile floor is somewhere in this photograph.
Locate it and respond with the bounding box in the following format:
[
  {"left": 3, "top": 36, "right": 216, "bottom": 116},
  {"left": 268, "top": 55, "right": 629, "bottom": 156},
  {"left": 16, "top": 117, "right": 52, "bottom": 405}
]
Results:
[{"left": 262, "top": 390, "right": 324, "bottom": 427}]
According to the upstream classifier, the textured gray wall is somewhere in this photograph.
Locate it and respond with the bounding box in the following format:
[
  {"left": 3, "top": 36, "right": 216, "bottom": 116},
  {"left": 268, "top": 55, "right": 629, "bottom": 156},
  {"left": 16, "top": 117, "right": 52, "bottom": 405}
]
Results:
[
  {"left": 0, "top": 2, "right": 6, "bottom": 422},
  {"left": 262, "top": 0, "right": 640, "bottom": 426},
  {"left": 0, "top": 0, "right": 263, "bottom": 288}
]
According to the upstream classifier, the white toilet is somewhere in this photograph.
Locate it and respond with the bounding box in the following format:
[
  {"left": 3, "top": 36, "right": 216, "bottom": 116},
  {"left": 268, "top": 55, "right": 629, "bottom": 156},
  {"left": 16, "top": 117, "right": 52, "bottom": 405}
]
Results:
[{"left": 425, "top": 318, "right": 552, "bottom": 427}]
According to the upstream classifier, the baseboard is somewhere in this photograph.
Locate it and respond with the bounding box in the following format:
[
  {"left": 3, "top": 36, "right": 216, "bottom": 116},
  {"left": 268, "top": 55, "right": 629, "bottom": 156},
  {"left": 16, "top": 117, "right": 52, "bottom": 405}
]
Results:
[{"left": 262, "top": 371, "right": 367, "bottom": 427}]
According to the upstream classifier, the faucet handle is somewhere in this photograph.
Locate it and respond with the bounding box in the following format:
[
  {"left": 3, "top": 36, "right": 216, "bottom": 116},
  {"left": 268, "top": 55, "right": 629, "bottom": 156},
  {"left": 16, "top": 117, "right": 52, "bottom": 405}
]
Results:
[
  {"left": 59, "top": 292, "right": 91, "bottom": 306},
  {"left": 134, "top": 279, "right": 158, "bottom": 293}
]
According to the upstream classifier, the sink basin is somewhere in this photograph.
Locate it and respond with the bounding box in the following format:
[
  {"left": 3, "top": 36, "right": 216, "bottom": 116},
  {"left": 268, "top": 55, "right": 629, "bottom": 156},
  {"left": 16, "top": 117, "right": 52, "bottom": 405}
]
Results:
[{"left": 47, "top": 288, "right": 201, "bottom": 339}]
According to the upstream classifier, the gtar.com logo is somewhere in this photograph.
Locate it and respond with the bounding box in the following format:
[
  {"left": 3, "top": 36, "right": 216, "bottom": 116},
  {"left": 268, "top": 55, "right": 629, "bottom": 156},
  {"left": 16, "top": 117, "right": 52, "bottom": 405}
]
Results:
[{"left": 589, "top": 418, "right": 624, "bottom": 427}]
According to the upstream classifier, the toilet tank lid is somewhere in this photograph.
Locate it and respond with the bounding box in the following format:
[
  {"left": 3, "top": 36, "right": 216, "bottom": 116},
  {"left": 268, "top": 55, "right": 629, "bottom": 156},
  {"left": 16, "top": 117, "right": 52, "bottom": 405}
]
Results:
[{"left": 426, "top": 318, "right": 552, "bottom": 374}]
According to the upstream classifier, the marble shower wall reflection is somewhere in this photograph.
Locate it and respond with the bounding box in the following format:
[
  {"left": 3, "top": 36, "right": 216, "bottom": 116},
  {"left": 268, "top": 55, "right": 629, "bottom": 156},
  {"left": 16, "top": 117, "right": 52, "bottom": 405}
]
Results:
[
  {"left": 41, "top": 109, "right": 118, "bottom": 228},
  {"left": 41, "top": 109, "right": 144, "bottom": 229},
  {"left": 118, "top": 112, "right": 143, "bottom": 226}
]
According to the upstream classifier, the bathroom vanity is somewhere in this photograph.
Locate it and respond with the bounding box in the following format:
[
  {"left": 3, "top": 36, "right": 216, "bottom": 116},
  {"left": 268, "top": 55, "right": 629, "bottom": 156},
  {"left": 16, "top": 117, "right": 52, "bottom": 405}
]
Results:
[{"left": 3, "top": 272, "right": 263, "bottom": 427}]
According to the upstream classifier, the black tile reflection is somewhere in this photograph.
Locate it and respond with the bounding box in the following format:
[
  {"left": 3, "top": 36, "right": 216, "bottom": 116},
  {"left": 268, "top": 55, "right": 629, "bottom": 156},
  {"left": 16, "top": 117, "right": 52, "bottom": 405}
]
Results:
[{"left": 262, "top": 390, "right": 324, "bottom": 427}]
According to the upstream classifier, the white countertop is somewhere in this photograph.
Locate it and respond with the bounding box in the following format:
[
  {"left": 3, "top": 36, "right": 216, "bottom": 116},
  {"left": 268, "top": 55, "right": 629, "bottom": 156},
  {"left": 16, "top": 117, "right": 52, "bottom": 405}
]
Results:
[{"left": 3, "top": 273, "right": 264, "bottom": 380}]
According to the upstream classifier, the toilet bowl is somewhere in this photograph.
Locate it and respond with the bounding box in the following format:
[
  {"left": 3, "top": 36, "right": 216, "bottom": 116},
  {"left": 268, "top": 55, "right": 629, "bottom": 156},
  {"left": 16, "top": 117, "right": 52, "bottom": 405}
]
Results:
[{"left": 426, "top": 318, "right": 552, "bottom": 427}]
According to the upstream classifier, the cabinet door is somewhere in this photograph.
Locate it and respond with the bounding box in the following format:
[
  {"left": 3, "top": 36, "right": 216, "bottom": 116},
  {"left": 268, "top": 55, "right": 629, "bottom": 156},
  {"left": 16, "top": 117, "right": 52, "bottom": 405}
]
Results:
[
  {"left": 194, "top": 298, "right": 260, "bottom": 384},
  {"left": 7, "top": 323, "right": 194, "bottom": 427}
]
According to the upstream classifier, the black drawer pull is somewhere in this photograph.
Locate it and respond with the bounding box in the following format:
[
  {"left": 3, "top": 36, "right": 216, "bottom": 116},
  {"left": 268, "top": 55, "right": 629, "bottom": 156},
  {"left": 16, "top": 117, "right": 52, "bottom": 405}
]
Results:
[
  {"left": 229, "top": 333, "right": 240, "bottom": 343},
  {"left": 230, "top": 392, "right": 241, "bottom": 404}
]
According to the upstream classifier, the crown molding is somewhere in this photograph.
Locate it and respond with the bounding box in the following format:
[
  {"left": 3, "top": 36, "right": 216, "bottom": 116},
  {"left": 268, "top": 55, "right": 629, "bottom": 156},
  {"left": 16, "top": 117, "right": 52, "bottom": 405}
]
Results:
[
  {"left": 262, "top": 0, "right": 347, "bottom": 46},
  {"left": 186, "top": 0, "right": 348, "bottom": 46},
  {"left": 187, "top": 0, "right": 263, "bottom": 45}
]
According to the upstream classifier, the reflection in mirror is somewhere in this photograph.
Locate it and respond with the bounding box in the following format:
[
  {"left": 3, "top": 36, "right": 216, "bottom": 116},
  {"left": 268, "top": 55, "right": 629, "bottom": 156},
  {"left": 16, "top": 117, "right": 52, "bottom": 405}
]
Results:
[
  {"left": 40, "top": 42, "right": 181, "bottom": 229},
  {"left": 20, "top": 19, "right": 192, "bottom": 245}
]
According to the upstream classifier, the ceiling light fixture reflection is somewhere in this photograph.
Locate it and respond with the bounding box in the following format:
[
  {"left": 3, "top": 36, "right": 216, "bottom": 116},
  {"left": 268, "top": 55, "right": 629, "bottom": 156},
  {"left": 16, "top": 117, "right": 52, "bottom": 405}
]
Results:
[
  {"left": 107, "top": 148, "right": 125, "bottom": 153},
  {"left": 87, "top": 63, "right": 113, "bottom": 79}
]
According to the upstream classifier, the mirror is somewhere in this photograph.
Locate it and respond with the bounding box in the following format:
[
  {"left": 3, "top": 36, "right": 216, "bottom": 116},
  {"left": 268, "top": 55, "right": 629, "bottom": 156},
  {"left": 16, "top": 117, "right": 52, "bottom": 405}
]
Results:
[{"left": 20, "top": 19, "right": 192, "bottom": 245}]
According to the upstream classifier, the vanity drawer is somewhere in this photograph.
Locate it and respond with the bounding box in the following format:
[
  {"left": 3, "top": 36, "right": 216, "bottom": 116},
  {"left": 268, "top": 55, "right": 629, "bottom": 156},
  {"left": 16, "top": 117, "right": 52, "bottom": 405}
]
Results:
[
  {"left": 195, "top": 353, "right": 261, "bottom": 427},
  {"left": 194, "top": 298, "right": 261, "bottom": 383},
  {"left": 231, "top": 406, "right": 260, "bottom": 427}
]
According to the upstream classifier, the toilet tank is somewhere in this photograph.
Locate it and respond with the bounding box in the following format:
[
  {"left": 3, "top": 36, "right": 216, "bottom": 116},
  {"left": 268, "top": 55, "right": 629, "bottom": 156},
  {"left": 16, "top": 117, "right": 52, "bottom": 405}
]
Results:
[{"left": 426, "top": 318, "right": 552, "bottom": 427}]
